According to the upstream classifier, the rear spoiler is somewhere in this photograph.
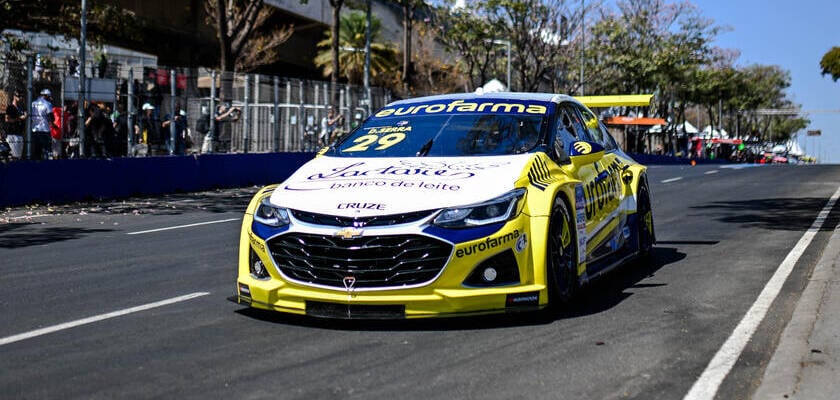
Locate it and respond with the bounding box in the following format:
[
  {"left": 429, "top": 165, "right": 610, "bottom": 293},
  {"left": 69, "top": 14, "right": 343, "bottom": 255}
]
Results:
[{"left": 574, "top": 94, "right": 654, "bottom": 108}]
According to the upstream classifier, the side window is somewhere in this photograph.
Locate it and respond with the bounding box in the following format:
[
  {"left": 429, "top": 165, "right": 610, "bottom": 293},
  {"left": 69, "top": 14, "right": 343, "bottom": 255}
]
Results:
[
  {"left": 551, "top": 106, "right": 582, "bottom": 163},
  {"left": 575, "top": 105, "right": 604, "bottom": 144},
  {"left": 600, "top": 122, "right": 619, "bottom": 151}
]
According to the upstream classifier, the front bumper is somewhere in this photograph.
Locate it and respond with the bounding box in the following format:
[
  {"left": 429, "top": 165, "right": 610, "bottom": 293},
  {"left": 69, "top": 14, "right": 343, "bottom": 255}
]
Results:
[
  {"left": 230, "top": 279, "right": 547, "bottom": 319},
  {"left": 235, "top": 207, "right": 552, "bottom": 319}
]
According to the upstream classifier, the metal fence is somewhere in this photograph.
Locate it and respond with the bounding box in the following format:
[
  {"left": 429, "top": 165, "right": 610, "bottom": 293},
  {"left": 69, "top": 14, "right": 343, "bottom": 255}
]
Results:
[{"left": 0, "top": 55, "right": 392, "bottom": 160}]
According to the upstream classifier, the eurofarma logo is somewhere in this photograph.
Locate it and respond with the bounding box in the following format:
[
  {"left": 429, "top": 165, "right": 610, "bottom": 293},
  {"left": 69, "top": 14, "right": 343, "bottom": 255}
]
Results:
[{"left": 374, "top": 99, "right": 549, "bottom": 117}]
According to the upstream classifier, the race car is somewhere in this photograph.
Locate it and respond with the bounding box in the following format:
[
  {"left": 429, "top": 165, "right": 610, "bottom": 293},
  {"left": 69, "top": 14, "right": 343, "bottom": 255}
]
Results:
[{"left": 232, "top": 92, "right": 655, "bottom": 319}]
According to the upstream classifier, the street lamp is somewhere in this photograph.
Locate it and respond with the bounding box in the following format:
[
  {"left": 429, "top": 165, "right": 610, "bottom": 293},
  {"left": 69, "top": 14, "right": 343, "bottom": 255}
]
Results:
[
  {"left": 488, "top": 39, "right": 511, "bottom": 91},
  {"left": 579, "top": 0, "right": 585, "bottom": 96}
]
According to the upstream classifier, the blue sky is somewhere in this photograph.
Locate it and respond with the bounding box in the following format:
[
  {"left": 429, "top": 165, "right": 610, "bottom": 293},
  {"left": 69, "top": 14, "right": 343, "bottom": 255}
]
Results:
[{"left": 690, "top": 0, "right": 840, "bottom": 162}]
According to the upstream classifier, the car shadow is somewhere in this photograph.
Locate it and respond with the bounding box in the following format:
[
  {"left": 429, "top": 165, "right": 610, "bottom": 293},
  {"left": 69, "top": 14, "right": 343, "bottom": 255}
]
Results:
[
  {"left": 691, "top": 197, "right": 840, "bottom": 232},
  {"left": 232, "top": 246, "right": 686, "bottom": 330}
]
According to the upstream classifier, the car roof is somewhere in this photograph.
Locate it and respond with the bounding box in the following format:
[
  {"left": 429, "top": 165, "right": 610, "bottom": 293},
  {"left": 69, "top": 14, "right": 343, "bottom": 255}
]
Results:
[{"left": 384, "top": 92, "right": 581, "bottom": 107}]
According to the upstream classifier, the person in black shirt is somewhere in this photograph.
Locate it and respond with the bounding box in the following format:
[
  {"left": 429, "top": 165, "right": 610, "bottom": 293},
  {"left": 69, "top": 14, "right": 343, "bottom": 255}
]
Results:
[{"left": 4, "top": 91, "right": 27, "bottom": 159}]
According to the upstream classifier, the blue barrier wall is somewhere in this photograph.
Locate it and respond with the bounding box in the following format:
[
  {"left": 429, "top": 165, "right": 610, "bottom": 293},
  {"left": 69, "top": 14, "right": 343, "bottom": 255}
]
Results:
[
  {"left": 0, "top": 152, "right": 727, "bottom": 207},
  {"left": 0, "top": 153, "right": 315, "bottom": 207},
  {"left": 628, "top": 153, "right": 730, "bottom": 165}
]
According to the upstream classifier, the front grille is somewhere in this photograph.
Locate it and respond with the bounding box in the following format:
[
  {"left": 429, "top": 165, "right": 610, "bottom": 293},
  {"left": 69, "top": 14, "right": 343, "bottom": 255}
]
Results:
[
  {"left": 291, "top": 209, "right": 435, "bottom": 227},
  {"left": 267, "top": 233, "right": 452, "bottom": 289},
  {"left": 306, "top": 301, "right": 406, "bottom": 319}
]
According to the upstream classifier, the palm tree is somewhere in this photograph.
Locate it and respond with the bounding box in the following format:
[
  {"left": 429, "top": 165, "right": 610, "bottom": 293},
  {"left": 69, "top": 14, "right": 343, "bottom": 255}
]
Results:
[{"left": 314, "top": 11, "right": 398, "bottom": 86}]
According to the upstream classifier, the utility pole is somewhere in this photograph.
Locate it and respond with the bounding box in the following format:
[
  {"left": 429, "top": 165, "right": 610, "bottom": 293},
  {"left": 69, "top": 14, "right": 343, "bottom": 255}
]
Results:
[{"left": 78, "top": 0, "right": 87, "bottom": 157}]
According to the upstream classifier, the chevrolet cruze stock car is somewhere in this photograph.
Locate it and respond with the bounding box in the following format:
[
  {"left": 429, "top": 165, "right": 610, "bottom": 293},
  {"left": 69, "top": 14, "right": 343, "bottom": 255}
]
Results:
[{"left": 232, "top": 92, "right": 655, "bottom": 319}]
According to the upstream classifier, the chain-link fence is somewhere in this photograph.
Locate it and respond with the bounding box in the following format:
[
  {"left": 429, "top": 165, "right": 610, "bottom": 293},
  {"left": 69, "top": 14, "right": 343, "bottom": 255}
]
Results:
[{"left": 0, "top": 55, "right": 392, "bottom": 161}]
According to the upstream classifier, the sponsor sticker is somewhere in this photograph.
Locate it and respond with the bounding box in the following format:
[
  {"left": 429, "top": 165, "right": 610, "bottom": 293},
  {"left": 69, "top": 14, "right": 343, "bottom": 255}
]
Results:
[
  {"left": 506, "top": 291, "right": 540, "bottom": 307},
  {"left": 374, "top": 99, "right": 549, "bottom": 118},
  {"left": 456, "top": 230, "right": 521, "bottom": 257},
  {"left": 515, "top": 233, "right": 528, "bottom": 253},
  {"left": 248, "top": 232, "right": 266, "bottom": 253}
]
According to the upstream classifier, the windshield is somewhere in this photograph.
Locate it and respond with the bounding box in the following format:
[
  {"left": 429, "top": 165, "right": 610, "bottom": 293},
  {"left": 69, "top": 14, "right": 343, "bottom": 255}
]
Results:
[{"left": 331, "top": 98, "right": 552, "bottom": 157}]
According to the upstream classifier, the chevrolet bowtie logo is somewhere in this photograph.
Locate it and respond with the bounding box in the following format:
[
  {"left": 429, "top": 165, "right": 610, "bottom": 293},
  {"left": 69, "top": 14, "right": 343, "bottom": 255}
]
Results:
[{"left": 333, "top": 227, "right": 364, "bottom": 239}]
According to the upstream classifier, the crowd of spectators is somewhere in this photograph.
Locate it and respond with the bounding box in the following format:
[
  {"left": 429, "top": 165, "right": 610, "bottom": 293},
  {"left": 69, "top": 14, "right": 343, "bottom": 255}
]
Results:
[{"left": 0, "top": 86, "right": 244, "bottom": 161}]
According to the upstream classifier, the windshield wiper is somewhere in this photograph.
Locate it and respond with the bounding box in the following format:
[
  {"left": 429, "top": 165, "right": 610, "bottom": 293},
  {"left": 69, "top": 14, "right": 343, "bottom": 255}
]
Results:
[{"left": 416, "top": 139, "right": 434, "bottom": 157}]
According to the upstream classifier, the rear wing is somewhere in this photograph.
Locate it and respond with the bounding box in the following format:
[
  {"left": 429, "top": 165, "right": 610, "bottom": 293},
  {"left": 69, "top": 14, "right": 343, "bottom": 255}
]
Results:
[{"left": 574, "top": 94, "right": 654, "bottom": 108}]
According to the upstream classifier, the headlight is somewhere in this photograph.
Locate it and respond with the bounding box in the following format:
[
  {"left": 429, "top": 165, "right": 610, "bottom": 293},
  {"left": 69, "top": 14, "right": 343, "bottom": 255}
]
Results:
[
  {"left": 253, "top": 198, "right": 290, "bottom": 227},
  {"left": 433, "top": 188, "right": 525, "bottom": 228}
]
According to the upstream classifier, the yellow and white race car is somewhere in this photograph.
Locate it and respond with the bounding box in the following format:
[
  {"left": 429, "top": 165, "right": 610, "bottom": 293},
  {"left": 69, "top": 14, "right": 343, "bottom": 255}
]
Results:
[{"left": 233, "top": 92, "right": 655, "bottom": 319}]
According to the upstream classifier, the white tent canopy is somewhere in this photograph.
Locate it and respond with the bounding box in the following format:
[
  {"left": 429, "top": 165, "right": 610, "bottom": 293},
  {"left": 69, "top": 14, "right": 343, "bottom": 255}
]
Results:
[
  {"left": 701, "top": 125, "right": 730, "bottom": 139},
  {"left": 474, "top": 79, "right": 507, "bottom": 94},
  {"left": 648, "top": 121, "right": 698, "bottom": 134}
]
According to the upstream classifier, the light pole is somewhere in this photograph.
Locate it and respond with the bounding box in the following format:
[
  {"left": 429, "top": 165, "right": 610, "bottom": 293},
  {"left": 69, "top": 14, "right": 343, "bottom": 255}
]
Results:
[
  {"left": 364, "top": 0, "right": 372, "bottom": 114},
  {"left": 579, "top": 0, "right": 585, "bottom": 96},
  {"left": 489, "top": 39, "right": 511, "bottom": 91}
]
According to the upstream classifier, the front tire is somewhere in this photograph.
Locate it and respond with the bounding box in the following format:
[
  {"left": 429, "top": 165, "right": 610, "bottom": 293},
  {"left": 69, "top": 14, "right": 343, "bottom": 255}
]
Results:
[{"left": 547, "top": 196, "right": 578, "bottom": 306}]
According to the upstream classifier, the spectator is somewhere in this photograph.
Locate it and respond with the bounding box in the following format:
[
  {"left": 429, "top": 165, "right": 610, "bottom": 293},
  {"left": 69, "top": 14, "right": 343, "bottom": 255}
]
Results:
[
  {"left": 30, "top": 88, "right": 56, "bottom": 160},
  {"left": 320, "top": 106, "right": 341, "bottom": 146},
  {"left": 195, "top": 106, "right": 212, "bottom": 153},
  {"left": 51, "top": 104, "right": 63, "bottom": 159},
  {"left": 213, "top": 102, "right": 239, "bottom": 152},
  {"left": 111, "top": 104, "right": 129, "bottom": 157},
  {"left": 161, "top": 103, "right": 187, "bottom": 155},
  {"left": 135, "top": 103, "right": 160, "bottom": 155},
  {"left": 63, "top": 102, "right": 79, "bottom": 158},
  {"left": 85, "top": 102, "right": 111, "bottom": 157},
  {"left": 4, "top": 90, "right": 27, "bottom": 160}
]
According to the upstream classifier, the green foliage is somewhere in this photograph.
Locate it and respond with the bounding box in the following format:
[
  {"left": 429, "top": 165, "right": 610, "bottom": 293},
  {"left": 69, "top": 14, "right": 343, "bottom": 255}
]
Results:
[
  {"left": 314, "top": 11, "right": 398, "bottom": 85},
  {"left": 820, "top": 46, "right": 840, "bottom": 81},
  {"left": 433, "top": 0, "right": 573, "bottom": 92},
  {"left": 1, "top": 1, "right": 142, "bottom": 46}
]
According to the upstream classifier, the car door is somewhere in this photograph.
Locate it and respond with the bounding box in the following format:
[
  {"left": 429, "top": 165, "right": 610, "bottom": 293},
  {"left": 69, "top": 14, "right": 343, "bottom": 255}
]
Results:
[{"left": 569, "top": 103, "right": 628, "bottom": 268}]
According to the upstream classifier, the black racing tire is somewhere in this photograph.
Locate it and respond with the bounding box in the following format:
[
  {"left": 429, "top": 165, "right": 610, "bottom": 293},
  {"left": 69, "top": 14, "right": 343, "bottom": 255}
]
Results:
[
  {"left": 637, "top": 183, "right": 654, "bottom": 258},
  {"left": 546, "top": 195, "right": 578, "bottom": 307}
]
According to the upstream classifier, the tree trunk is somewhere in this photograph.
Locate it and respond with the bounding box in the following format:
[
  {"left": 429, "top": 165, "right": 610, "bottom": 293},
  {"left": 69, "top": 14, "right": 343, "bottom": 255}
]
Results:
[
  {"left": 330, "top": 0, "right": 343, "bottom": 106},
  {"left": 216, "top": 0, "right": 235, "bottom": 102},
  {"left": 402, "top": 2, "right": 413, "bottom": 93}
]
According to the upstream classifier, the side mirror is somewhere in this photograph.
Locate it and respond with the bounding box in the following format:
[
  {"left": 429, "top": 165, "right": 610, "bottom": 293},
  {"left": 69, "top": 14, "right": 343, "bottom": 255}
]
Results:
[{"left": 569, "top": 141, "right": 605, "bottom": 167}]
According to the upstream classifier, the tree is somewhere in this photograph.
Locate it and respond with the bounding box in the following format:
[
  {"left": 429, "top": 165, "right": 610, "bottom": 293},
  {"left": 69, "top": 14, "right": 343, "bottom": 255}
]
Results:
[
  {"left": 314, "top": 11, "right": 398, "bottom": 85},
  {"left": 204, "top": 0, "right": 293, "bottom": 103},
  {"left": 389, "top": 0, "right": 427, "bottom": 92},
  {"left": 433, "top": 2, "right": 499, "bottom": 91},
  {"left": 204, "top": 0, "right": 293, "bottom": 73},
  {"left": 0, "top": 1, "right": 142, "bottom": 46},
  {"left": 434, "top": 0, "right": 573, "bottom": 92},
  {"left": 820, "top": 46, "right": 840, "bottom": 81}
]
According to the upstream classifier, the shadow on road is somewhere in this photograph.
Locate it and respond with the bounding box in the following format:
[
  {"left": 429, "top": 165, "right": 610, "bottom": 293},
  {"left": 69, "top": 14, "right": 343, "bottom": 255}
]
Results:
[
  {"left": 0, "top": 223, "right": 114, "bottom": 248},
  {"left": 692, "top": 197, "right": 838, "bottom": 232},
  {"left": 1, "top": 187, "right": 259, "bottom": 219},
  {"left": 232, "top": 246, "right": 686, "bottom": 330}
]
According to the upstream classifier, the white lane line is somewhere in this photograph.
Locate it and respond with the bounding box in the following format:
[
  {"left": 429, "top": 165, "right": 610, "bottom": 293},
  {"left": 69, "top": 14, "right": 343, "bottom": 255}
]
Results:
[
  {"left": 0, "top": 292, "right": 210, "bottom": 347},
  {"left": 704, "top": 170, "right": 719, "bottom": 175},
  {"left": 662, "top": 177, "right": 683, "bottom": 183},
  {"left": 683, "top": 184, "right": 840, "bottom": 400},
  {"left": 126, "top": 218, "right": 239, "bottom": 235}
]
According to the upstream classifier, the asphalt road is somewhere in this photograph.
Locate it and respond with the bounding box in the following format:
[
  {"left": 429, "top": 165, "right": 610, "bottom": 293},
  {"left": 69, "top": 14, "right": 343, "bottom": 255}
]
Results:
[{"left": 2, "top": 164, "right": 840, "bottom": 400}]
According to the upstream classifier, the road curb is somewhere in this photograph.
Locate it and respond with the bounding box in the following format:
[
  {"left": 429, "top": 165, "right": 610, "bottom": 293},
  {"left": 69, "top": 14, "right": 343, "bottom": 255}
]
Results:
[{"left": 753, "top": 224, "right": 840, "bottom": 399}]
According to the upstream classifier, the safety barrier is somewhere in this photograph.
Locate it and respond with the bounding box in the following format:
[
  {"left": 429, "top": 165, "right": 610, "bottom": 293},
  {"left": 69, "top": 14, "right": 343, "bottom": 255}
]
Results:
[
  {"left": 0, "top": 152, "right": 730, "bottom": 207},
  {"left": 0, "top": 152, "right": 315, "bottom": 207}
]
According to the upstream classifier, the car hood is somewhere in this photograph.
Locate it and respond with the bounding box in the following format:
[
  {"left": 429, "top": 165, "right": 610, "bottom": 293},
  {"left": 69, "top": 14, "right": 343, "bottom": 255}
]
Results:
[{"left": 269, "top": 154, "right": 533, "bottom": 218}]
